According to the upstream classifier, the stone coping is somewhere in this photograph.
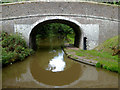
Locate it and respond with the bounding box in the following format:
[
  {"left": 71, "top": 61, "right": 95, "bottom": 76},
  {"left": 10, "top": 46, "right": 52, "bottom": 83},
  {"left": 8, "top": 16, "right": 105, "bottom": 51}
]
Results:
[
  {"left": 1, "top": 0, "right": 120, "bottom": 8},
  {"left": 63, "top": 46, "right": 98, "bottom": 66}
]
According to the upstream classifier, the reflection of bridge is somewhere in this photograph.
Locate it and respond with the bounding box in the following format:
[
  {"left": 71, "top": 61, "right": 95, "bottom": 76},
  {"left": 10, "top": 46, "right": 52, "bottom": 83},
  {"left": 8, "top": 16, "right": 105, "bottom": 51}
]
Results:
[
  {"left": 2, "top": 56, "right": 118, "bottom": 88},
  {"left": 0, "top": 1, "right": 119, "bottom": 50}
]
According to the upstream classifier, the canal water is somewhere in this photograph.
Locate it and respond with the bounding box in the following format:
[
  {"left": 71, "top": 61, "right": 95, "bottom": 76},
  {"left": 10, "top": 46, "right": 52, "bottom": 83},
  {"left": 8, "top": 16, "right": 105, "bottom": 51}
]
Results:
[{"left": 2, "top": 38, "right": 118, "bottom": 88}]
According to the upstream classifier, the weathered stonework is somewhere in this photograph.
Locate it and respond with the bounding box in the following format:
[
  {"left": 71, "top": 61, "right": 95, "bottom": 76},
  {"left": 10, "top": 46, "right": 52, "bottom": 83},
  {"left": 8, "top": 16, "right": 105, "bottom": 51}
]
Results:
[{"left": 1, "top": 1, "right": 119, "bottom": 50}]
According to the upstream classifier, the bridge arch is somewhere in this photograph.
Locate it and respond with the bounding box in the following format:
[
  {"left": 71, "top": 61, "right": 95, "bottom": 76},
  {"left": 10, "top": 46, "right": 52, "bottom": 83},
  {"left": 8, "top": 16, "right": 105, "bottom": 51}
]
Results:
[{"left": 29, "top": 16, "right": 83, "bottom": 50}]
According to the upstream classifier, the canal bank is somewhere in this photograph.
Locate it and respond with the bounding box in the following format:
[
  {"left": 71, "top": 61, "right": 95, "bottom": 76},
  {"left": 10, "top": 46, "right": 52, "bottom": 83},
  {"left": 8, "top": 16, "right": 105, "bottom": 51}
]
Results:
[
  {"left": 63, "top": 36, "right": 119, "bottom": 73},
  {"left": 2, "top": 48, "right": 118, "bottom": 88},
  {"left": 63, "top": 46, "right": 98, "bottom": 66},
  {"left": 2, "top": 37, "right": 118, "bottom": 88},
  {"left": 1, "top": 30, "right": 119, "bottom": 88}
]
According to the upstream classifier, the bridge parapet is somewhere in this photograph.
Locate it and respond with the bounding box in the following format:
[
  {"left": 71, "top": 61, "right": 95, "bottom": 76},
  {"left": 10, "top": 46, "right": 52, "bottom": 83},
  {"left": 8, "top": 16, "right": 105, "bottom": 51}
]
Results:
[
  {"left": 0, "top": 1, "right": 119, "bottom": 50},
  {"left": 1, "top": 1, "right": 119, "bottom": 21}
]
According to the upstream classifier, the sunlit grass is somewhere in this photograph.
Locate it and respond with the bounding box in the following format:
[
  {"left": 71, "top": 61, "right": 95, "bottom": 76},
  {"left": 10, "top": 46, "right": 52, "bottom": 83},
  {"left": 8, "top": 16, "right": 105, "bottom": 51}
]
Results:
[
  {"left": 65, "top": 35, "right": 119, "bottom": 73},
  {"left": 66, "top": 49, "right": 118, "bottom": 73}
]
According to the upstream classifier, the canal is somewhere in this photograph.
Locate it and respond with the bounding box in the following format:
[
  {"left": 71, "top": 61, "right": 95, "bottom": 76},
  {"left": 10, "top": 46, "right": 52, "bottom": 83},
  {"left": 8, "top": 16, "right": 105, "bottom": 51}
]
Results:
[{"left": 2, "top": 37, "right": 118, "bottom": 88}]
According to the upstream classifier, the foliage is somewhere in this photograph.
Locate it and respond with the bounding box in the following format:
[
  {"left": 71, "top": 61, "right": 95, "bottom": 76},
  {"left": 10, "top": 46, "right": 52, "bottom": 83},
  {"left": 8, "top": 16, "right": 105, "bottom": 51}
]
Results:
[
  {"left": 103, "top": 1, "right": 120, "bottom": 5},
  {"left": 1, "top": 0, "right": 120, "bottom": 5},
  {"left": 66, "top": 33, "right": 75, "bottom": 44},
  {"left": 95, "top": 36, "right": 118, "bottom": 55},
  {"left": 36, "top": 23, "right": 74, "bottom": 39},
  {"left": 67, "top": 48, "right": 118, "bottom": 73},
  {"left": 65, "top": 35, "right": 119, "bottom": 73},
  {"left": 36, "top": 23, "right": 75, "bottom": 48},
  {"left": 96, "top": 62, "right": 102, "bottom": 68},
  {"left": 0, "top": 1, "right": 6, "bottom": 3},
  {"left": 0, "top": 32, "right": 34, "bottom": 66}
]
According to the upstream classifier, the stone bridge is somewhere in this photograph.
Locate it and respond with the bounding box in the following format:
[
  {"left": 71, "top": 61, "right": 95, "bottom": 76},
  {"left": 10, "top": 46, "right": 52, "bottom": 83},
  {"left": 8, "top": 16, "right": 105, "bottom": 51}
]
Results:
[{"left": 0, "top": 1, "right": 119, "bottom": 50}]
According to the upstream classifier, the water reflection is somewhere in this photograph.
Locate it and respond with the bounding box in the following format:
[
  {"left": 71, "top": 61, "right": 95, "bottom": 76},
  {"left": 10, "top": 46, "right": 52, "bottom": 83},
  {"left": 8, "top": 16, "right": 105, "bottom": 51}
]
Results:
[
  {"left": 2, "top": 38, "right": 118, "bottom": 88},
  {"left": 30, "top": 48, "right": 82, "bottom": 86},
  {"left": 46, "top": 50, "right": 66, "bottom": 72},
  {"left": 28, "top": 38, "right": 83, "bottom": 86}
]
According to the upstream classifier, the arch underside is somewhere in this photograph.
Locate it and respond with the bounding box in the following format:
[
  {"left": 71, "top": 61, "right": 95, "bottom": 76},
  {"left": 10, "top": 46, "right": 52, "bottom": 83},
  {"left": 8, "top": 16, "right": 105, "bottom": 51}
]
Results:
[{"left": 29, "top": 19, "right": 82, "bottom": 50}]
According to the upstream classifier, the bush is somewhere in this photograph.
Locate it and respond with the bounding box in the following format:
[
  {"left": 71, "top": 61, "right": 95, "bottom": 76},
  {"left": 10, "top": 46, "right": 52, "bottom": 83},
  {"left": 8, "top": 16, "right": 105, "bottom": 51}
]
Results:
[
  {"left": 103, "top": 65, "right": 107, "bottom": 69},
  {"left": 1, "top": 32, "right": 34, "bottom": 66},
  {"left": 96, "top": 62, "right": 102, "bottom": 68}
]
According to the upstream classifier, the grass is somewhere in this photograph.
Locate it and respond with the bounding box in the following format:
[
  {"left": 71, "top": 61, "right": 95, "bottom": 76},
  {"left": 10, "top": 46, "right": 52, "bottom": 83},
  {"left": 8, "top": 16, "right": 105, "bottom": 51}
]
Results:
[
  {"left": 95, "top": 36, "right": 118, "bottom": 54},
  {"left": 65, "top": 36, "right": 119, "bottom": 73}
]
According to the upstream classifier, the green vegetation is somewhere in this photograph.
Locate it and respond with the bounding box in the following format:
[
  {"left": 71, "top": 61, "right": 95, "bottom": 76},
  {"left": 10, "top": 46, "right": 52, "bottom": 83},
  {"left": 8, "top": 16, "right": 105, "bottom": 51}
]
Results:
[
  {"left": 95, "top": 36, "right": 118, "bottom": 54},
  {"left": 66, "top": 34, "right": 74, "bottom": 44},
  {"left": 36, "top": 23, "right": 75, "bottom": 48},
  {"left": 96, "top": 62, "right": 102, "bottom": 68},
  {"left": 36, "top": 23, "right": 74, "bottom": 39},
  {"left": 0, "top": 2, "right": 11, "bottom": 4},
  {"left": 0, "top": 32, "right": 34, "bottom": 66},
  {"left": 103, "top": 1, "right": 120, "bottom": 5},
  {"left": 35, "top": 23, "right": 119, "bottom": 73},
  {"left": 1, "top": 23, "right": 74, "bottom": 66},
  {"left": 1, "top": 0, "right": 120, "bottom": 5},
  {"left": 65, "top": 36, "right": 119, "bottom": 73},
  {"left": 0, "top": 0, "right": 28, "bottom": 3}
]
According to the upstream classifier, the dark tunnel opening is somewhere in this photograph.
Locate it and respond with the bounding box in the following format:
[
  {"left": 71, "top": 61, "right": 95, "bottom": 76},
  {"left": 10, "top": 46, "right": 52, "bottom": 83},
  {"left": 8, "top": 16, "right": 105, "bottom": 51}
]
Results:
[{"left": 29, "top": 19, "right": 82, "bottom": 50}]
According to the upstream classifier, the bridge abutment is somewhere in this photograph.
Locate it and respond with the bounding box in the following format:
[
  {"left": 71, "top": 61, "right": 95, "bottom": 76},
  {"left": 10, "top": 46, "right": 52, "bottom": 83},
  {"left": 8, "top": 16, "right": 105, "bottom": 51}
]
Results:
[
  {"left": 14, "top": 16, "right": 100, "bottom": 50},
  {"left": 1, "top": 2, "right": 119, "bottom": 50}
]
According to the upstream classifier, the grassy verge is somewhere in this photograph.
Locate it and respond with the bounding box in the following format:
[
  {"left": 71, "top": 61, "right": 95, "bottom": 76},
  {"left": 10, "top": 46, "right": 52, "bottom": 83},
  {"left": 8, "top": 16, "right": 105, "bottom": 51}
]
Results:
[
  {"left": 65, "top": 36, "right": 119, "bottom": 73},
  {"left": 95, "top": 36, "right": 118, "bottom": 54},
  {"left": 0, "top": 32, "right": 34, "bottom": 66}
]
